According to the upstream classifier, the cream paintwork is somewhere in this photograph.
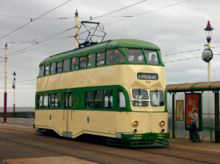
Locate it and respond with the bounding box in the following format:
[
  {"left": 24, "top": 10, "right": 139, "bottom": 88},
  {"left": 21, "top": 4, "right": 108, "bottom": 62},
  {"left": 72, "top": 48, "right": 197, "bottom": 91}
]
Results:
[
  {"left": 35, "top": 64, "right": 167, "bottom": 138},
  {"left": 35, "top": 110, "right": 168, "bottom": 138}
]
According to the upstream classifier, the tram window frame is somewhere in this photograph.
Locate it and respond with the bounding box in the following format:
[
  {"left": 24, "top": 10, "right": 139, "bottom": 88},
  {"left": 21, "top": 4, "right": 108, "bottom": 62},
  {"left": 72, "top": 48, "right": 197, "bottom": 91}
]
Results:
[
  {"left": 86, "top": 91, "right": 96, "bottom": 108},
  {"left": 57, "top": 61, "right": 63, "bottom": 73},
  {"left": 88, "top": 54, "right": 96, "bottom": 68},
  {"left": 96, "top": 52, "right": 105, "bottom": 66},
  {"left": 79, "top": 56, "right": 88, "bottom": 69},
  {"left": 64, "top": 93, "right": 73, "bottom": 109},
  {"left": 144, "top": 50, "right": 159, "bottom": 65},
  {"left": 39, "top": 95, "right": 44, "bottom": 108},
  {"left": 127, "top": 49, "right": 145, "bottom": 64},
  {"left": 119, "top": 91, "right": 126, "bottom": 109},
  {"left": 44, "top": 65, "right": 50, "bottom": 76},
  {"left": 114, "top": 49, "right": 126, "bottom": 64},
  {"left": 63, "top": 59, "right": 71, "bottom": 72},
  {"left": 106, "top": 49, "right": 116, "bottom": 65},
  {"left": 43, "top": 95, "right": 49, "bottom": 108},
  {"left": 71, "top": 57, "right": 79, "bottom": 70},
  {"left": 51, "top": 62, "right": 57, "bottom": 74},
  {"left": 39, "top": 65, "right": 44, "bottom": 77},
  {"left": 104, "top": 90, "right": 113, "bottom": 109}
]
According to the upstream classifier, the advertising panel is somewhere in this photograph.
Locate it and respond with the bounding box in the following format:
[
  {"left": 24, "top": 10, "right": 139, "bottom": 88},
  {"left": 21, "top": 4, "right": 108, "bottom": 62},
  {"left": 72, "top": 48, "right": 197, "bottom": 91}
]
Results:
[{"left": 185, "top": 93, "right": 202, "bottom": 130}]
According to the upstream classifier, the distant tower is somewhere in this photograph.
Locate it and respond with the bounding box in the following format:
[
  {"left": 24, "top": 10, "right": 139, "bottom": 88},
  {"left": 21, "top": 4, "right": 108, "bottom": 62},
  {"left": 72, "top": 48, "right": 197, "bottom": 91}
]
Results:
[{"left": 74, "top": 9, "right": 79, "bottom": 49}]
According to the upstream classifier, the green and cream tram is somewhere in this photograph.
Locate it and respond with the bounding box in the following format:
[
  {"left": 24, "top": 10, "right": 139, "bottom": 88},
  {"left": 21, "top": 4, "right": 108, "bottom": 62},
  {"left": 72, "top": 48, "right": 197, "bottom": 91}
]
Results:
[{"left": 34, "top": 39, "right": 169, "bottom": 147}]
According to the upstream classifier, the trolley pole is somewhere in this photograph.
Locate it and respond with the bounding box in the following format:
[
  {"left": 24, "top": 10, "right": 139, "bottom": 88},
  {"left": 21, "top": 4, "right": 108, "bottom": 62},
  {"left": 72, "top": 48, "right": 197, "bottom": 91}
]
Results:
[
  {"left": 74, "top": 9, "right": 79, "bottom": 49},
  {"left": 12, "top": 72, "right": 16, "bottom": 117},
  {"left": 3, "top": 43, "right": 8, "bottom": 123}
]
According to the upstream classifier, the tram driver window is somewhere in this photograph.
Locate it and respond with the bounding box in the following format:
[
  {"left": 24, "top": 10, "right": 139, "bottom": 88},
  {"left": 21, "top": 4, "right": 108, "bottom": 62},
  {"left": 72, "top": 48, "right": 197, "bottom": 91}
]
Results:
[
  {"left": 119, "top": 92, "right": 126, "bottom": 108},
  {"left": 145, "top": 51, "right": 159, "bottom": 65}
]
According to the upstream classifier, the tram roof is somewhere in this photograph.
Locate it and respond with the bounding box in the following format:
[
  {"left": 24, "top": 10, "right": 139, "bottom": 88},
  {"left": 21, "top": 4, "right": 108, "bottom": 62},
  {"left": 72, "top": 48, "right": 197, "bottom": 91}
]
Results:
[
  {"left": 167, "top": 81, "right": 220, "bottom": 92},
  {"left": 40, "top": 39, "right": 160, "bottom": 65}
]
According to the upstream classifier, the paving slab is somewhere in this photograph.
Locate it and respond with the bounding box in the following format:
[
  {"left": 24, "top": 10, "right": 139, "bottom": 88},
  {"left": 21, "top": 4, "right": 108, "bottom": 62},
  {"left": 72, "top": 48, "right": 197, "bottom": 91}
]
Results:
[{"left": 3, "top": 156, "right": 97, "bottom": 164}]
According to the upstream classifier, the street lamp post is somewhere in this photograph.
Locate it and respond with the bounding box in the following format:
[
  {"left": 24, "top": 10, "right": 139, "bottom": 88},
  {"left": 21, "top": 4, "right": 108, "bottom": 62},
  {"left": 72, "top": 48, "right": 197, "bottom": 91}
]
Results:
[
  {"left": 3, "top": 43, "right": 8, "bottom": 123},
  {"left": 202, "top": 20, "right": 214, "bottom": 82},
  {"left": 12, "top": 72, "right": 16, "bottom": 117}
]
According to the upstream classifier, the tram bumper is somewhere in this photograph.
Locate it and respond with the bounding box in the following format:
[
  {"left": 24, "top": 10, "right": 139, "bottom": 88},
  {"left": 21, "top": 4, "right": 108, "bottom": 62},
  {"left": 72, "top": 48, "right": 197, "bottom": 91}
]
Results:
[{"left": 117, "top": 132, "right": 170, "bottom": 148}]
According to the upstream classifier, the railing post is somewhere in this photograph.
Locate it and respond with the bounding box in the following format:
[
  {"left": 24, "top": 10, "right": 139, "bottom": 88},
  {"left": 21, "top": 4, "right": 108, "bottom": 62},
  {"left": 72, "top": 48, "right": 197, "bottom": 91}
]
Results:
[
  {"left": 214, "top": 91, "right": 220, "bottom": 142},
  {"left": 172, "top": 93, "right": 176, "bottom": 138}
]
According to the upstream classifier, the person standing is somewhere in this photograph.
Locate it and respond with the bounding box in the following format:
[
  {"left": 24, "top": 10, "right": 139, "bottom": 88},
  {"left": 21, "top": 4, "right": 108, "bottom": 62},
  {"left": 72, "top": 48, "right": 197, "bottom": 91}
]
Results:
[{"left": 190, "top": 109, "right": 200, "bottom": 142}]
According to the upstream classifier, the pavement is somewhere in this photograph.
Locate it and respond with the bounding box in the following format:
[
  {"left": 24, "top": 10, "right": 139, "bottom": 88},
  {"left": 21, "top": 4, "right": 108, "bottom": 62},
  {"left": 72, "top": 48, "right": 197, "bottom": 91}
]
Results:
[
  {"left": 3, "top": 156, "right": 96, "bottom": 164},
  {"left": 171, "top": 138, "right": 220, "bottom": 154}
]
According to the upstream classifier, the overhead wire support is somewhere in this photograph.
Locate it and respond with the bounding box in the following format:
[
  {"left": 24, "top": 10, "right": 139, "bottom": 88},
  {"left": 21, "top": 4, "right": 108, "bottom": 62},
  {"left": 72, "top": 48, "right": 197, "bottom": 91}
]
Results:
[{"left": 0, "top": 0, "right": 73, "bottom": 41}]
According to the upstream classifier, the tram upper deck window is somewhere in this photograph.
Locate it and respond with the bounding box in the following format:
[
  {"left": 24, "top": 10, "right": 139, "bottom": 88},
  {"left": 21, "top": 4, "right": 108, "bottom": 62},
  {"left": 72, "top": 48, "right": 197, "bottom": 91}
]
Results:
[
  {"left": 88, "top": 54, "right": 96, "bottom": 68},
  {"left": 63, "top": 59, "right": 70, "bottom": 72},
  {"left": 150, "top": 90, "right": 164, "bottom": 107},
  {"left": 39, "top": 65, "right": 44, "bottom": 76},
  {"left": 127, "top": 49, "right": 145, "bottom": 64},
  {"left": 106, "top": 49, "right": 125, "bottom": 65},
  {"left": 51, "top": 63, "right": 56, "bottom": 74},
  {"left": 145, "top": 50, "right": 159, "bottom": 65},
  {"left": 97, "top": 53, "right": 105, "bottom": 66},
  {"left": 57, "top": 61, "right": 63, "bottom": 73},
  {"left": 45, "top": 65, "right": 50, "bottom": 76},
  {"left": 80, "top": 56, "right": 87, "bottom": 69},
  {"left": 72, "top": 57, "right": 79, "bottom": 70}
]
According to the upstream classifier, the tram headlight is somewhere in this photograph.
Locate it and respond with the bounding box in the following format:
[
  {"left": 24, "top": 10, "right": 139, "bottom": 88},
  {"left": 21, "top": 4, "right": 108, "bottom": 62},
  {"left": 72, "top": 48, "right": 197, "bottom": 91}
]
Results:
[
  {"left": 159, "top": 120, "right": 165, "bottom": 128},
  {"left": 132, "top": 120, "right": 139, "bottom": 128}
]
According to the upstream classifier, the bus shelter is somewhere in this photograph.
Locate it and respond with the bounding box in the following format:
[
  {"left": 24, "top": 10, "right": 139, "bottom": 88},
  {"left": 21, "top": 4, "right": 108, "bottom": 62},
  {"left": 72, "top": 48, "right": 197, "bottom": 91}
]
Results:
[{"left": 167, "top": 81, "right": 220, "bottom": 142}]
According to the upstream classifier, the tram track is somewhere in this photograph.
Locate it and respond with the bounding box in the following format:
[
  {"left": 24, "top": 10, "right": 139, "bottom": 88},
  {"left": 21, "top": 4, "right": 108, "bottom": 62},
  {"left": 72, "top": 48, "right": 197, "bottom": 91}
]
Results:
[{"left": 1, "top": 124, "right": 220, "bottom": 164}]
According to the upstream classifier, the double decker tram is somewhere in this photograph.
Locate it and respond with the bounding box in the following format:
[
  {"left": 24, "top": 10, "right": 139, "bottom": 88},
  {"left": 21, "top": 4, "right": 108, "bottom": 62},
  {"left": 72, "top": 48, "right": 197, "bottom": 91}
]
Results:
[{"left": 35, "top": 39, "right": 169, "bottom": 147}]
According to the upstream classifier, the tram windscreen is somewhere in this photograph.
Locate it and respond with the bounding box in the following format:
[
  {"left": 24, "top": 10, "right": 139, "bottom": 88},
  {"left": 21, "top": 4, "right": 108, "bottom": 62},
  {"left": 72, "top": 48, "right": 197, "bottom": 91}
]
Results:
[
  {"left": 132, "top": 89, "right": 148, "bottom": 99},
  {"left": 150, "top": 90, "right": 164, "bottom": 106},
  {"left": 127, "top": 49, "right": 145, "bottom": 64},
  {"left": 132, "top": 89, "right": 149, "bottom": 107}
]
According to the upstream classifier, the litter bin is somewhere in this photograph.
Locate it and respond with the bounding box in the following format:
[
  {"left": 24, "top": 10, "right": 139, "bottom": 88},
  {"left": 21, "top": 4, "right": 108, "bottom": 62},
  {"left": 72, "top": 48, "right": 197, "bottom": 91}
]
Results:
[{"left": 215, "top": 129, "right": 220, "bottom": 143}]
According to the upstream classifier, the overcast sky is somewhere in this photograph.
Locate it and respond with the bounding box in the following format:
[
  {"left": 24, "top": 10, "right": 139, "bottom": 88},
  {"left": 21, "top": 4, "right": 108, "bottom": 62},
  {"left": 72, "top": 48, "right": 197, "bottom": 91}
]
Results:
[{"left": 0, "top": 0, "right": 220, "bottom": 107}]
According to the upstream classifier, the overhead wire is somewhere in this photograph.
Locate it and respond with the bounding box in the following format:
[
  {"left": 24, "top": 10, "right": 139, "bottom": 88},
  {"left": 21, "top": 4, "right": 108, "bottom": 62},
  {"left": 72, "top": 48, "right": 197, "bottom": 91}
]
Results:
[
  {"left": 0, "top": 0, "right": 73, "bottom": 41},
  {"left": 92, "top": 0, "right": 148, "bottom": 20}
]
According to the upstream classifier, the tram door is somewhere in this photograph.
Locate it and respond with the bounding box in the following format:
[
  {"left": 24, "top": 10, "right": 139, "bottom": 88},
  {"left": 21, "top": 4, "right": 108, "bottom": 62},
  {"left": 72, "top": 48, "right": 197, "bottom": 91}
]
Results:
[
  {"left": 62, "top": 93, "right": 72, "bottom": 137},
  {"left": 185, "top": 93, "right": 202, "bottom": 130}
]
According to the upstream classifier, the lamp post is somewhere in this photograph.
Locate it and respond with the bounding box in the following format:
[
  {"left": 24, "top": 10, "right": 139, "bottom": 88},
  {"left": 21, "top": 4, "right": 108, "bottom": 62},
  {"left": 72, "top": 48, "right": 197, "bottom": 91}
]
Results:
[
  {"left": 12, "top": 72, "right": 16, "bottom": 117},
  {"left": 3, "top": 43, "right": 8, "bottom": 123},
  {"left": 202, "top": 20, "right": 214, "bottom": 82}
]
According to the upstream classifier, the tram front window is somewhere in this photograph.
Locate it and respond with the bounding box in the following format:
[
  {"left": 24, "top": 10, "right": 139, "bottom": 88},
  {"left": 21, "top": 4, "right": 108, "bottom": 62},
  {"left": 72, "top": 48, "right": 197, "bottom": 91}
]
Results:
[
  {"left": 132, "top": 89, "right": 149, "bottom": 107},
  {"left": 150, "top": 90, "right": 164, "bottom": 107},
  {"left": 127, "top": 49, "right": 145, "bottom": 64}
]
